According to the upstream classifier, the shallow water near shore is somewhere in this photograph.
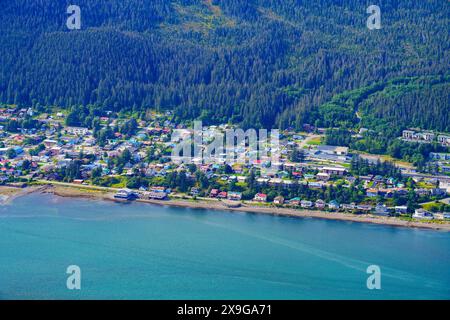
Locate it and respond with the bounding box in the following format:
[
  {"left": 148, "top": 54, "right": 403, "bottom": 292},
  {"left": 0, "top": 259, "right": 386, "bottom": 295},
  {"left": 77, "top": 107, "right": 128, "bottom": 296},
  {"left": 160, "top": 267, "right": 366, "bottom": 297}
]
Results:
[{"left": 0, "top": 193, "right": 449, "bottom": 299}]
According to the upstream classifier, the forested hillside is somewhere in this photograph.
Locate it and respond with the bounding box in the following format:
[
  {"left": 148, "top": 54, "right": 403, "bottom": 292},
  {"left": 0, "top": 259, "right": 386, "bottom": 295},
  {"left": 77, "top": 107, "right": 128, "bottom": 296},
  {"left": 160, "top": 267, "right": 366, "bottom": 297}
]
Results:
[{"left": 0, "top": 0, "right": 448, "bottom": 131}]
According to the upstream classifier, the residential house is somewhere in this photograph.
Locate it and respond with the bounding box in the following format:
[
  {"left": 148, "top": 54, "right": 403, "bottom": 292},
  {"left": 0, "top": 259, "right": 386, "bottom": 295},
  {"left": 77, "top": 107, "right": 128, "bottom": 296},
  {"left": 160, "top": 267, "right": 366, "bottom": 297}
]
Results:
[
  {"left": 288, "top": 197, "right": 301, "bottom": 206},
  {"left": 315, "top": 199, "right": 326, "bottom": 209},
  {"left": 210, "top": 189, "right": 219, "bottom": 198},
  {"left": 430, "top": 153, "right": 450, "bottom": 161},
  {"left": 114, "top": 189, "right": 135, "bottom": 200},
  {"left": 395, "top": 206, "right": 408, "bottom": 215},
  {"left": 274, "top": 196, "right": 285, "bottom": 205},
  {"left": 316, "top": 145, "right": 349, "bottom": 156},
  {"left": 254, "top": 193, "right": 268, "bottom": 202},
  {"left": 402, "top": 130, "right": 435, "bottom": 143},
  {"left": 320, "top": 167, "right": 347, "bottom": 176},
  {"left": 190, "top": 187, "right": 200, "bottom": 196},
  {"left": 366, "top": 188, "right": 379, "bottom": 198},
  {"left": 316, "top": 172, "right": 330, "bottom": 181},
  {"left": 66, "top": 127, "right": 89, "bottom": 136},
  {"left": 341, "top": 203, "right": 356, "bottom": 211},
  {"left": 217, "top": 191, "right": 228, "bottom": 199},
  {"left": 308, "top": 182, "right": 324, "bottom": 189},
  {"left": 413, "top": 209, "right": 434, "bottom": 220},
  {"left": 147, "top": 191, "right": 167, "bottom": 200},
  {"left": 301, "top": 200, "right": 313, "bottom": 208},
  {"left": 227, "top": 192, "right": 242, "bottom": 201},
  {"left": 431, "top": 188, "right": 446, "bottom": 197},
  {"left": 437, "top": 135, "right": 450, "bottom": 146},
  {"left": 356, "top": 204, "right": 373, "bottom": 212},
  {"left": 328, "top": 200, "right": 340, "bottom": 210},
  {"left": 374, "top": 204, "right": 390, "bottom": 216},
  {"left": 414, "top": 188, "right": 430, "bottom": 196}
]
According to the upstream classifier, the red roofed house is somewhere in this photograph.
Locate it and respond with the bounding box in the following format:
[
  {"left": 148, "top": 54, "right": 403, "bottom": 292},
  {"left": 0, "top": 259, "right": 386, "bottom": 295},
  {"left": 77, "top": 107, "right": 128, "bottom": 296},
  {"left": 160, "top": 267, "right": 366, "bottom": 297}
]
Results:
[{"left": 254, "top": 193, "right": 267, "bottom": 202}]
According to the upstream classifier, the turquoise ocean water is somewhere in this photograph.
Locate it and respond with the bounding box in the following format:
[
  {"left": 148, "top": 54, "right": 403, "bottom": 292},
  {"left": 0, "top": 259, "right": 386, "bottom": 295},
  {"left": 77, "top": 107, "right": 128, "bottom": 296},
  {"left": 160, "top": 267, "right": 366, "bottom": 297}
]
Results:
[{"left": 0, "top": 193, "right": 449, "bottom": 300}]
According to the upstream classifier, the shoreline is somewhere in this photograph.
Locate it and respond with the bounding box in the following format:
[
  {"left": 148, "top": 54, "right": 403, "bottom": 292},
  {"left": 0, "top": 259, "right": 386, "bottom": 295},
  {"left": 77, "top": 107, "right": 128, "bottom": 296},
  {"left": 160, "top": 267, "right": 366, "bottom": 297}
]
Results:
[
  {"left": 0, "top": 185, "right": 50, "bottom": 205},
  {"left": 3, "top": 183, "right": 450, "bottom": 231}
]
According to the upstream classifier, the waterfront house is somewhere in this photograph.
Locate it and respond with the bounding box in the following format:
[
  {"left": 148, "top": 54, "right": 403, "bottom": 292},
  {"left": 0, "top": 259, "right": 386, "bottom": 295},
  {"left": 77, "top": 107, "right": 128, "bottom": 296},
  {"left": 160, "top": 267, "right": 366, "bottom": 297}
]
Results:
[
  {"left": 274, "top": 196, "right": 285, "bottom": 205},
  {"left": 301, "top": 200, "right": 313, "bottom": 208},
  {"left": 228, "top": 192, "right": 242, "bottom": 201},
  {"left": 210, "top": 189, "right": 219, "bottom": 198},
  {"left": 288, "top": 197, "right": 301, "bottom": 206},
  {"left": 356, "top": 204, "right": 373, "bottom": 213},
  {"left": 328, "top": 200, "right": 340, "bottom": 210},
  {"left": 374, "top": 204, "right": 390, "bottom": 216},
  {"left": 413, "top": 209, "right": 434, "bottom": 220},
  {"left": 254, "top": 193, "right": 268, "bottom": 202},
  {"left": 395, "top": 206, "right": 408, "bottom": 215},
  {"left": 150, "top": 186, "right": 166, "bottom": 193},
  {"left": 432, "top": 213, "right": 449, "bottom": 220},
  {"left": 114, "top": 189, "right": 135, "bottom": 200},
  {"left": 147, "top": 191, "right": 167, "bottom": 200},
  {"left": 190, "top": 187, "right": 200, "bottom": 196},
  {"left": 341, "top": 203, "right": 356, "bottom": 211},
  {"left": 217, "top": 191, "right": 228, "bottom": 199},
  {"left": 315, "top": 199, "right": 326, "bottom": 209}
]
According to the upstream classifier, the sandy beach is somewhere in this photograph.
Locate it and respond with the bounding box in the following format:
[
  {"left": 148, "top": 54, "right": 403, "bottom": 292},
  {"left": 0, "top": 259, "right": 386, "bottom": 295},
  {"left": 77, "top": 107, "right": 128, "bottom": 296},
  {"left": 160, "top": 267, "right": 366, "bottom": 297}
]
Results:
[
  {"left": 2, "top": 182, "right": 447, "bottom": 232},
  {"left": 137, "top": 197, "right": 450, "bottom": 231},
  {"left": 0, "top": 185, "right": 49, "bottom": 205}
]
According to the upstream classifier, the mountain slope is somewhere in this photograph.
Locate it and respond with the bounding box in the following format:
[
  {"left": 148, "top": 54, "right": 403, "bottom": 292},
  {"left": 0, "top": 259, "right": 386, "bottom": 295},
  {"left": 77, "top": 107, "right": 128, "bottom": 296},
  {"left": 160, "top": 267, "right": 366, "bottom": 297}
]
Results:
[{"left": 0, "top": 0, "right": 448, "bottom": 130}]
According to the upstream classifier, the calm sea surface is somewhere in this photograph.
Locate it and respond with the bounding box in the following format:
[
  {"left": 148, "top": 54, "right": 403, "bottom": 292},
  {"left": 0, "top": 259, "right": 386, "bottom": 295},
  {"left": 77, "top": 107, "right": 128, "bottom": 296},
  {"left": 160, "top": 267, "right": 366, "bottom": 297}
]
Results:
[{"left": 0, "top": 193, "right": 449, "bottom": 299}]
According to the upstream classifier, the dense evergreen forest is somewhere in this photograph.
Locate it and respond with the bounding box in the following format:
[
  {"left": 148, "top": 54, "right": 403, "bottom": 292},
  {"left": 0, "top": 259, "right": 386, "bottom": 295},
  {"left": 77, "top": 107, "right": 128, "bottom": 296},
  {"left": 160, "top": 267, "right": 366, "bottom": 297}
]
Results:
[{"left": 0, "top": 0, "right": 448, "bottom": 132}]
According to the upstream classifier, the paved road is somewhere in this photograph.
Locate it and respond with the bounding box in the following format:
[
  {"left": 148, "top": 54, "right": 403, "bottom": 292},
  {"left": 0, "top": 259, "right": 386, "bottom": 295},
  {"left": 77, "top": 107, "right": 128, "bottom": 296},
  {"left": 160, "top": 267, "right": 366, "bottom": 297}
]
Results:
[{"left": 36, "top": 180, "right": 119, "bottom": 192}]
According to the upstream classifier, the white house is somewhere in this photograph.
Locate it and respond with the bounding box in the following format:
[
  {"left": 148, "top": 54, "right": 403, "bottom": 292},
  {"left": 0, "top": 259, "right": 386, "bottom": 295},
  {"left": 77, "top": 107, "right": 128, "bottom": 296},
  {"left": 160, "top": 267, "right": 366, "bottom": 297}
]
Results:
[
  {"left": 413, "top": 209, "right": 434, "bottom": 220},
  {"left": 439, "top": 180, "right": 450, "bottom": 194},
  {"left": 395, "top": 206, "right": 408, "bottom": 214},
  {"left": 321, "top": 167, "right": 347, "bottom": 176},
  {"left": 253, "top": 193, "right": 267, "bottom": 202},
  {"left": 66, "top": 127, "right": 89, "bottom": 136}
]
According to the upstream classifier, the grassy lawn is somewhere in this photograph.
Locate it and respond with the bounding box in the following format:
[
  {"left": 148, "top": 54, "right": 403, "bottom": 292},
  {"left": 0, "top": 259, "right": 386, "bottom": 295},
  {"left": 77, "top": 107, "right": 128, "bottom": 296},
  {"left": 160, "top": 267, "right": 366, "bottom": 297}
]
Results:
[
  {"left": 306, "top": 137, "right": 322, "bottom": 145},
  {"left": 108, "top": 176, "right": 127, "bottom": 188},
  {"left": 352, "top": 150, "right": 414, "bottom": 168},
  {"left": 416, "top": 181, "right": 435, "bottom": 189},
  {"left": 422, "top": 201, "right": 450, "bottom": 212}
]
